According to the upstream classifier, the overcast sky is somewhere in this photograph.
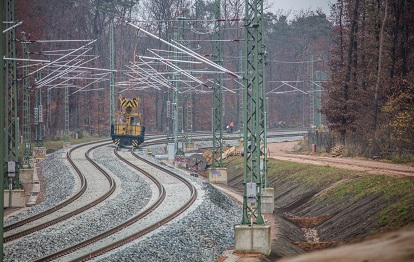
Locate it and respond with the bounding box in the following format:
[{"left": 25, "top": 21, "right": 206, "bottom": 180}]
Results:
[{"left": 268, "top": 0, "right": 332, "bottom": 16}]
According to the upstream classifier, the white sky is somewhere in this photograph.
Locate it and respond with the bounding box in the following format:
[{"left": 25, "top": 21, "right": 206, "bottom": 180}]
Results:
[{"left": 268, "top": 0, "right": 332, "bottom": 16}]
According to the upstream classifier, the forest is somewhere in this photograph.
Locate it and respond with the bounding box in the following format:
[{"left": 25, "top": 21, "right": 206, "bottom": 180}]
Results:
[{"left": 6, "top": 0, "right": 414, "bottom": 159}]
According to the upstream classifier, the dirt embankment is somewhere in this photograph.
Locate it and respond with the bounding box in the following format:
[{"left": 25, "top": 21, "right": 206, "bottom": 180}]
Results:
[
  {"left": 224, "top": 141, "right": 414, "bottom": 262},
  {"left": 267, "top": 141, "right": 414, "bottom": 178}
]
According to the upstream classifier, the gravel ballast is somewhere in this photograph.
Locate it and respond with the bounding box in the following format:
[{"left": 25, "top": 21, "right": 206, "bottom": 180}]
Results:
[
  {"left": 4, "top": 145, "right": 152, "bottom": 261},
  {"left": 4, "top": 150, "right": 76, "bottom": 226},
  {"left": 4, "top": 143, "right": 243, "bottom": 262},
  {"left": 95, "top": 182, "right": 242, "bottom": 262}
]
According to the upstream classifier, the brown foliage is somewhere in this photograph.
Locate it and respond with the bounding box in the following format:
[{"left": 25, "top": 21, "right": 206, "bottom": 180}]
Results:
[{"left": 322, "top": 0, "right": 414, "bottom": 156}]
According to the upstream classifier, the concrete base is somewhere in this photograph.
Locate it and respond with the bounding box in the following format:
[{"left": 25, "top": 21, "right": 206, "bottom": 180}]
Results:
[
  {"left": 208, "top": 168, "right": 228, "bottom": 185},
  {"left": 177, "top": 142, "right": 184, "bottom": 152},
  {"left": 33, "top": 147, "right": 47, "bottom": 158},
  {"left": 20, "top": 167, "right": 34, "bottom": 184},
  {"left": 167, "top": 143, "right": 175, "bottom": 162},
  {"left": 174, "top": 155, "right": 187, "bottom": 168},
  {"left": 4, "top": 189, "right": 25, "bottom": 208},
  {"left": 234, "top": 225, "right": 271, "bottom": 255},
  {"left": 261, "top": 187, "right": 275, "bottom": 214},
  {"left": 185, "top": 142, "right": 196, "bottom": 152},
  {"left": 154, "top": 154, "right": 168, "bottom": 160},
  {"left": 27, "top": 164, "right": 41, "bottom": 207}
]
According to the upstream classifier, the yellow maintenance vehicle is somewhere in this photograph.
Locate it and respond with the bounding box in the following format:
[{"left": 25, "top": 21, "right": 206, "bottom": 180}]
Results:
[{"left": 111, "top": 94, "right": 145, "bottom": 149}]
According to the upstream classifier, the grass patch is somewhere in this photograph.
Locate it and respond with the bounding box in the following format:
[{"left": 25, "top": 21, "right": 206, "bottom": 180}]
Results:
[
  {"left": 224, "top": 156, "right": 244, "bottom": 181},
  {"left": 224, "top": 156, "right": 359, "bottom": 187},
  {"left": 223, "top": 155, "right": 414, "bottom": 231},
  {"left": 390, "top": 152, "right": 414, "bottom": 164},
  {"left": 306, "top": 172, "right": 414, "bottom": 231},
  {"left": 267, "top": 159, "right": 358, "bottom": 187},
  {"left": 331, "top": 175, "right": 414, "bottom": 200}
]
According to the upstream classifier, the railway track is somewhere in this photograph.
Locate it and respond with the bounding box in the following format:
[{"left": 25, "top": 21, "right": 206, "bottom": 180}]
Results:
[
  {"left": 38, "top": 146, "right": 197, "bottom": 261},
  {"left": 3, "top": 135, "right": 198, "bottom": 261},
  {"left": 4, "top": 129, "right": 305, "bottom": 261},
  {"left": 4, "top": 140, "right": 115, "bottom": 242}
]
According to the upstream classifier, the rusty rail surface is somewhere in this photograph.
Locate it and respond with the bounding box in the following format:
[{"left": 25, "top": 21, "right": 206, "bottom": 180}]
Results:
[{"left": 4, "top": 140, "right": 115, "bottom": 242}]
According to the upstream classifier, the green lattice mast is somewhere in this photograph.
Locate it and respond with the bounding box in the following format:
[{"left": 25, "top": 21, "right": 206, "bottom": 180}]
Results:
[
  {"left": 241, "top": 0, "right": 266, "bottom": 225},
  {"left": 211, "top": 0, "right": 224, "bottom": 168}
]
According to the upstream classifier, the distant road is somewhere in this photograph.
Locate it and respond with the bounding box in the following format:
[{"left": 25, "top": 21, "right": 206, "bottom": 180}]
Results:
[{"left": 267, "top": 141, "right": 414, "bottom": 178}]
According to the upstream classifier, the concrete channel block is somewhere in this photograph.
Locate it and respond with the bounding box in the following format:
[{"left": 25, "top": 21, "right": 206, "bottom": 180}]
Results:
[
  {"left": 20, "top": 167, "right": 34, "bottom": 184},
  {"left": 261, "top": 187, "right": 275, "bottom": 214},
  {"left": 208, "top": 167, "right": 228, "bottom": 185},
  {"left": 234, "top": 225, "right": 271, "bottom": 256},
  {"left": 4, "top": 189, "right": 25, "bottom": 208},
  {"left": 27, "top": 163, "right": 41, "bottom": 207}
]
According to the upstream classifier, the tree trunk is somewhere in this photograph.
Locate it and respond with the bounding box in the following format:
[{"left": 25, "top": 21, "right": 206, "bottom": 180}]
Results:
[
  {"left": 372, "top": 0, "right": 388, "bottom": 155},
  {"left": 341, "top": 0, "right": 360, "bottom": 142}
]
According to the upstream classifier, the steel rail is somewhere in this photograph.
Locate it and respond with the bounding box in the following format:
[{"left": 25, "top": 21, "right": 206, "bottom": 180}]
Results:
[
  {"left": 69, "top": 151, "right": 198, "bottom": 262},
  {"left": 4, "top": 131, "right": 304, "bottom": 243},
  {"left": 36, "top": 148, "right": 167, "bottom": 261},
  {"left": 4, "top": 141, "right": 115, "bottom": 242},
  {"left": 3, "top": 140, "right": 102, "bottom": 232}
]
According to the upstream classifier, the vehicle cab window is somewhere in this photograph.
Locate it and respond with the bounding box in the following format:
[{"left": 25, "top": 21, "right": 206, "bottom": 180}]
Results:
[{"left": 119, "top": 115, "right": 126, "bottom": 124}]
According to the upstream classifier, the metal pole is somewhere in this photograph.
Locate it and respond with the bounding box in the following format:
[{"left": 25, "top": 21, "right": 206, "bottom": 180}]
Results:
[
  {"left": 64, "top": 86, "right": 70, "bottom": 141},
  {"left": 260, "top": 3, "right": 269, "bottom": 188},
  {"left": 211, "top": 0, "right": 224, "bottom": 168},
  {"left": 22, "top": 33, "right": 32, "bottom": 167},
  {"left": 186, "top": 32, "right": 194, "bottom": 140},
  {"left": 241, "top": 0, "right": 265, "bottom": 225},
  {"left": 263, "top": 97, "right": 268, "bottom": 187},
  {"left": 109, "top": 22, "right": 115, "bottom": 127},
  {"left": 237, "top": 48, "right": 243, "bottom": 133},
  {"left": 35, "top": 71, "right": 44, "bottom": 147},
  {"left": 172, "top": 29, "right": 180, "bottom": 153},
  {"left": 178, "top": 19, "right": 184, "bottom": 146},
  {"left": 1, "top": 0, "right": 6, "bottom": 257},
  {"left": 5, "top": 0, "right": 20, "bottom": 190},
  {"left": 47, "top": 88, "right": 51, "bottom": 134},
  {"left": 310, "top": 54, "right": 314, "bottom": 127},
  {"left": 166, "top": 35, "right": 174, "bottom": 149}
]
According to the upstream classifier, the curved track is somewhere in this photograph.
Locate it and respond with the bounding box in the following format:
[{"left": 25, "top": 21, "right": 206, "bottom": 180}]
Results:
[
  {"left": 4, "top": 141, "right": 115, "bottom": 242},
  {"left": 5, "top": 129, "right": 305, "bottom": 260},
  {"left": 38, "top": 147, "right": 197, "bottom": 261}
]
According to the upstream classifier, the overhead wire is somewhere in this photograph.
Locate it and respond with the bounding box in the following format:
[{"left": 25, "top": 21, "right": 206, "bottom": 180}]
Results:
[{"left": 68, "top": 0, "right": 245, "bottom": 94}]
